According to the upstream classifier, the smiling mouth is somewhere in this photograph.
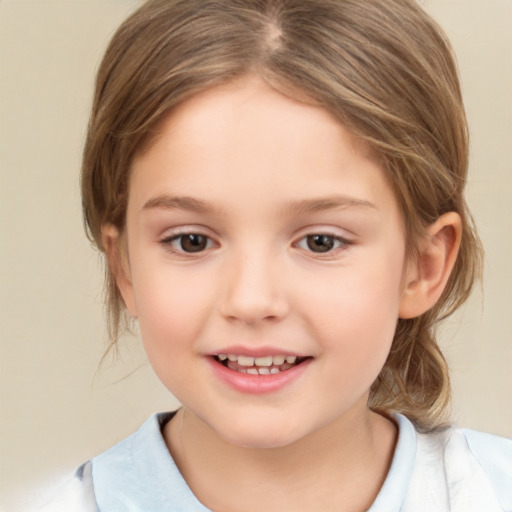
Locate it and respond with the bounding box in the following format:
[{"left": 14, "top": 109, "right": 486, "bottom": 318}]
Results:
[{"left": 213, "top": 354, "right": 310, "bottom": 375}]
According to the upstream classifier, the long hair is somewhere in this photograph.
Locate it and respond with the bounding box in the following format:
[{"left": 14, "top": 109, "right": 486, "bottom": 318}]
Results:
[{"left": 81, "top": 0, "right": 483, "bottom": 431}]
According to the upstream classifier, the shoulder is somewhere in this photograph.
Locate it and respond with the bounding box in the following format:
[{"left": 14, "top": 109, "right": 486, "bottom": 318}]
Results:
[
  {"left": 90, "top": 412, "right": 211, "bottom": 511},
  {"left": 32, "top": 462, "right": 98, "bottom": 512},
  {"left": 416, "top": 424, "right": 512, "bottom": 511},
  {"left": 443, "top": 427, "right": 512, "bottom": 510}
]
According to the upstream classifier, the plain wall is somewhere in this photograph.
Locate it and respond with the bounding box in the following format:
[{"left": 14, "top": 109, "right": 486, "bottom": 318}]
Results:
[{"left": 1, "top": 0, "right": 511, "bottom": 509}]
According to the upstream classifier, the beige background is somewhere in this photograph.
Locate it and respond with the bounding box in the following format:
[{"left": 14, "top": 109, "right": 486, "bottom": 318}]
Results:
[{"left": 1, "top": 0, "right": 511, "bottom": 509}]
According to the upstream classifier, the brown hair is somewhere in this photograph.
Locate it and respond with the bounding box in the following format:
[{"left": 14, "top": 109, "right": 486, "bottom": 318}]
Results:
[{"left": 81, "top": 0, "right": 483, "bottom": 431}]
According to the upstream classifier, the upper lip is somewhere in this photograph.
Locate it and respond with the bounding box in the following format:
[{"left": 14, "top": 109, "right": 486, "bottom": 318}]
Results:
[{"left": 207, "top": 345, "right": 309, "bottom": 358}]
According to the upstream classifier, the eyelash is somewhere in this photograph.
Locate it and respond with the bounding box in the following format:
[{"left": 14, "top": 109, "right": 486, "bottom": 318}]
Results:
[
  {"left": 159, "top": 231, "right": 352, "bottom": 256},
  {"left": 160, "top": 232, "right": 216, "bottom": 255},
  {"left": 294, "top": 233, "right": 351, "bottom": 255}
]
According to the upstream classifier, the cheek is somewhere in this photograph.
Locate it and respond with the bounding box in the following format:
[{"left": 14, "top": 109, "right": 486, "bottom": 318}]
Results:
[
  {"left": 301, "top": 252, "right": 404, "bottom": 375},
  {"left": 306, "top": 254, "right": 402, "bottom": 326},
  {"left": 130, "top": 262, "right": 216, "bottom": 366}
]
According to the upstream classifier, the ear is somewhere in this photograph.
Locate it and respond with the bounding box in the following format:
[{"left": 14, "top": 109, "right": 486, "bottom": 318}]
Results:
[
  {"left": 399, "top": 212, "right": 462, "bottom": 319},
  {"left": 101, "top": 224, "right": 138, "bottom": 318}
]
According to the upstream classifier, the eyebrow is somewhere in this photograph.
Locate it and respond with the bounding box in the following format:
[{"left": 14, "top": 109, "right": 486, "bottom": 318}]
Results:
[
  {"left": 142, "top": 194, "right": 376, "bottom": 215},
  {"left": 142, "top": 195, "right": 219, "bottom": 214},
  {"left": 285, "top": 196, "right": 377, "bottom": 214}
]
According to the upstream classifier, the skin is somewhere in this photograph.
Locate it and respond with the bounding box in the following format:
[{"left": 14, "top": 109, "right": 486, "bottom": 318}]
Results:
[{"left": 104, "top": 76, "right": 461, "bottom": 512}]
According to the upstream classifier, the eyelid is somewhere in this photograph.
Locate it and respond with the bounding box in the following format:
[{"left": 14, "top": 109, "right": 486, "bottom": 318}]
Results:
[
  {"left": 159, "top": 227, "right": 218, "bottom": 256},
  {"left": 292, "top": 229, "right": 354, "bottom": 256},
  {"left": 293, "top": 225, "right": 354, "bottom": 242},
  {"left": 159, "top": 224, "right": 215, "bottom": 240},
  {"left": 157, "top": 226, "right": 353, "bottom": 257}
]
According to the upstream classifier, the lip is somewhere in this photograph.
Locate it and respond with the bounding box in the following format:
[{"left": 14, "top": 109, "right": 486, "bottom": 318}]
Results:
[
  {"left": 207, "top": 345, "right": 307, "bottom": 358},
  {"left": 207, "top": 353, "right": 312, "bottom": 395}
]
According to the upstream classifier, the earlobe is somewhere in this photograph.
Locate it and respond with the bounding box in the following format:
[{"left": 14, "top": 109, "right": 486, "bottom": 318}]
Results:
[
  {"left": 101, "top": 224, "right": 138, "bottom": 318},
  {"left": 399, "top": 212, "right": 462, "bottom": 319}
]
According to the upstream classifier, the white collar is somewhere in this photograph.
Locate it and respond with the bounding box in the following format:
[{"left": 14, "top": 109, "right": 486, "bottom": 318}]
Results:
[{"left": 92, "top": 412, "right": 418, "bottom": 512}]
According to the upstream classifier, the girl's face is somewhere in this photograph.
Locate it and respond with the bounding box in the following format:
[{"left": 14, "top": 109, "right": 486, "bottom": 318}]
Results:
[{"left": 120, "top": 76, "right": 411, "bottom": 448}]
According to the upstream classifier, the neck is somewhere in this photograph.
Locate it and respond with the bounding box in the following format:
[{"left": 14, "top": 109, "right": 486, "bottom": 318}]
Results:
[{"left": 164, "top": 401, "right": 397, "bottom": 512}]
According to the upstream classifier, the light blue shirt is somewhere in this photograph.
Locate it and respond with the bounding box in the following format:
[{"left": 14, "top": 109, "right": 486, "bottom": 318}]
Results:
[{"left": 39, "top": 412, "right": 512, "bottom": 511}]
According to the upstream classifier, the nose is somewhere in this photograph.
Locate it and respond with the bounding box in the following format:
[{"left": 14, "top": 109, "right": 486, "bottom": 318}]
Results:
[{"left": 220, "top": 249, "right": 290, "bottom": 325}]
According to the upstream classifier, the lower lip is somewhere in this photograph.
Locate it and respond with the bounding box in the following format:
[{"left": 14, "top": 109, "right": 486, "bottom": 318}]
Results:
[{"left": 207, "top": 357, "right": 312, "bottom": 394}]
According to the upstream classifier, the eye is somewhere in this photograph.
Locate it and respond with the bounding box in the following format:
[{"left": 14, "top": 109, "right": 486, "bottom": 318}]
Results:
[
  {"left": 162, "top": 233, "right": 215, "bottom": 253},
  {"left": 296, "top": 234, "right": 348, "bottom": 253}
]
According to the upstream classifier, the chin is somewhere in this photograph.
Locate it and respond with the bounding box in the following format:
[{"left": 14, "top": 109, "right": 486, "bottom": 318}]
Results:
[
  {"left": 213, "top": 415, "right": 309, "bottom": 450},
  {"left": 223, "top": 431, "right": 300, "bottom": 450}
]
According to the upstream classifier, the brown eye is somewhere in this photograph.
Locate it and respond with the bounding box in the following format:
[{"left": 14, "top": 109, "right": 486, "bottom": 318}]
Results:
[
  {"left": 306, "top": 234, "right": 336, "bottom": 253},
  {"left": 178, "top": 234, "right": 209, "bottom": 252},
  {"left": 296, "top": 233, "right": 348, "bottom": 254},
  {"left": 161, "top": 231, "right": 216, "bottom": 255}
]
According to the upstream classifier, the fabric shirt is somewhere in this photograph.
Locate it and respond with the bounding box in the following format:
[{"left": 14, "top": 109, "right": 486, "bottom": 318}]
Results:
[{"left": 37, "top": 411, "right": 512, "bottom": 512}]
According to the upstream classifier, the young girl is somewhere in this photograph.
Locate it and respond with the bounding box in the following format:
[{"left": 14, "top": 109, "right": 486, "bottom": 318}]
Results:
[{"left": 49, "top": 0, "right": 511, "bottom": 510}]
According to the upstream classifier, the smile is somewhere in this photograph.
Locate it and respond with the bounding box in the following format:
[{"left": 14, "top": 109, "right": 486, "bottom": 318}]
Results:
[
  {"left": 209, "top": 351, "right": 312, "bottom": 394},
  {"left": 214, "top": 354, "right": 308, "bottom": 375}
]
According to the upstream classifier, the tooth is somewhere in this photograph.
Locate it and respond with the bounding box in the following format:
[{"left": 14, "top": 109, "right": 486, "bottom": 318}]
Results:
[
  {"left": 272, "top": 355, "right": 285, "bottom": 365},
  {"left": 285, "top": 356, "right": 297, "bottom": 364},
  {"left": 238, "top": 355, "right": 255, "bottom": 366},
  {"left": 217, "top": 354, "right": 227, "bottom": 361},
  {"left": 247, "top": 368, "right": 259, "bottom": 375},
  {"left": 270, "top": 367, "right": 280, "bottom": 374},
  {"left": 239, "top": 368, "right": 248, "bottom": 373},
  {"left": 228, "top": 354, "right": 238, "bottom": 361},
  {"left": 254, "top": 356, "right": 272, "bottom": 367},
  {"left": 281, "top": 363, "right": 292, "bottom": 371},
  {"left": 258, "top": 367, "right": 270, "bottom": 375}
]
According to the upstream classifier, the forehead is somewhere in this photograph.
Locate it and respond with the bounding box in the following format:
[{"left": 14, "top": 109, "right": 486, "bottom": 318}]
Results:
[
  {"left": 128, "top": 76, "right": 399, "bottom": 221},
  {"left": 142, "top": 76, "right": 362, "bottom": 161}
]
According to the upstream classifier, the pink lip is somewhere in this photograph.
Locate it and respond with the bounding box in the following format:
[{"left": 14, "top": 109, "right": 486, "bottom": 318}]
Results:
[
  {"left": 208, "top": 345, "right": 307, "bottom": 358},
  {"left": 207, "top": 355, "right": 312, "bottom": 395}
]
